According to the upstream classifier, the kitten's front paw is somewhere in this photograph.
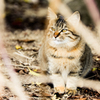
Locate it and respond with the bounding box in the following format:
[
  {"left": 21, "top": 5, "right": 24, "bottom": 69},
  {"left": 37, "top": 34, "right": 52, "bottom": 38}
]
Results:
[
  {"left": 65, "top": 88, "right": 76, "bottom": 97},
  {"left": 54, "top": 86, "right": 65, "bottom": 94}
]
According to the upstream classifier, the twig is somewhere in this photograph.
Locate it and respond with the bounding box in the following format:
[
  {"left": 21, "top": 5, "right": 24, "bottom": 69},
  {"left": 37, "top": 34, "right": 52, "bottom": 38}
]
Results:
[
  {"left": 14, "top": 51, "right": 33, "bottom": 60},
  {"left": 83, "top": 0, "right": 100, "bottom": 38},
  {"left": 0, "top": 0, "right": 28, "bottom": 100},
  {"left": 83, "top": 0, "right": 100, "bottom": 25}
]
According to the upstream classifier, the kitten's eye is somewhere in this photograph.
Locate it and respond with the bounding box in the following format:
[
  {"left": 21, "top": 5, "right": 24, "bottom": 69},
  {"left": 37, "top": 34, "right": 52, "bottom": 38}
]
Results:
[
  {"left": 62, "top": 29, "right": 67, "bottom": 32},
  {"left": 51, "top": 27, "right": 55, "bottom": 31}
]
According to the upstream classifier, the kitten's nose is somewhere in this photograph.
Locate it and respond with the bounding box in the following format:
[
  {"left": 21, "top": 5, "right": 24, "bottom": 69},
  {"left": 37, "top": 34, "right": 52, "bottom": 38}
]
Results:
[{"left": 54, "top": 31, "right": 59, "bottom": 38}]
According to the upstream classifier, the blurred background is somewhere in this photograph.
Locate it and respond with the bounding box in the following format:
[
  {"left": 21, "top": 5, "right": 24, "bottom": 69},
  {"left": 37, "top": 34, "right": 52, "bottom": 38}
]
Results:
[{"left": 5, "top": 0, "right": 100, "bottom": 31}]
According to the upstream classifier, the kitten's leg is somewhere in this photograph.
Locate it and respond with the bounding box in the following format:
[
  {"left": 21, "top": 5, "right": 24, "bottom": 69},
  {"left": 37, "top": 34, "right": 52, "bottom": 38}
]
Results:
[
  {"left": 50, "top": 74, "right": 65, "bottom": 94},
  {"left": 65, "top": 75, "right": 78, "bottom": 96}
]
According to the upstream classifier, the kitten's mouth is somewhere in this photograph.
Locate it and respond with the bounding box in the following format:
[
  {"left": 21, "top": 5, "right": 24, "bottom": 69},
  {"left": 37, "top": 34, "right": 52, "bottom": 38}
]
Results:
[{"left": 53, "top": 38, "right": 63, "bottom": 43}]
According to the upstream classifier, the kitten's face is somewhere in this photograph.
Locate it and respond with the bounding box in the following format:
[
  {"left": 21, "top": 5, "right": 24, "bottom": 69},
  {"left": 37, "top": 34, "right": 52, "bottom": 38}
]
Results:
[
  {"left": 49, "top": 18, "right": 80, "bottom": 44},
  {"left": 47, "top": 8, "right": 80, "bottom": 47}
]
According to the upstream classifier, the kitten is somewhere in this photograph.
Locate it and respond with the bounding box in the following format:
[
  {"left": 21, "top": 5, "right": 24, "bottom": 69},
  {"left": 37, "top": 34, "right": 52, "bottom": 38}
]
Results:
[{"left": 38, "top": 8, "right": 99, "bottom": 96}]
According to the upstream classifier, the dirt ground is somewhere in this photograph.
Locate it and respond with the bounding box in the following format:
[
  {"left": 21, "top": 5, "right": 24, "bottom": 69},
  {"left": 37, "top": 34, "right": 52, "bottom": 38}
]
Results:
[{"left": 0, "top": 29, "right": 100, "bottom": 100}]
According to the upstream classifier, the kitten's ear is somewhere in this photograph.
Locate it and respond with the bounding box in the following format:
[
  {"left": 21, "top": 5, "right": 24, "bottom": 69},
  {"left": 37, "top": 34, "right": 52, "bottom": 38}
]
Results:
[
  {"left": 48, "top": 7, "right": 57, "bottom": 21},
  {"left": 67, "top": 11, "right": 80, "bottom": 26}
]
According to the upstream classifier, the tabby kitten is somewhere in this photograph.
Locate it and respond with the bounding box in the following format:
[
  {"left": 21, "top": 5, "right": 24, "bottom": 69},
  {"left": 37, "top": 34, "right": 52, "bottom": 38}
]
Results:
[{"left": 38, "top": 8, "right": 99, "bottom": 96}]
